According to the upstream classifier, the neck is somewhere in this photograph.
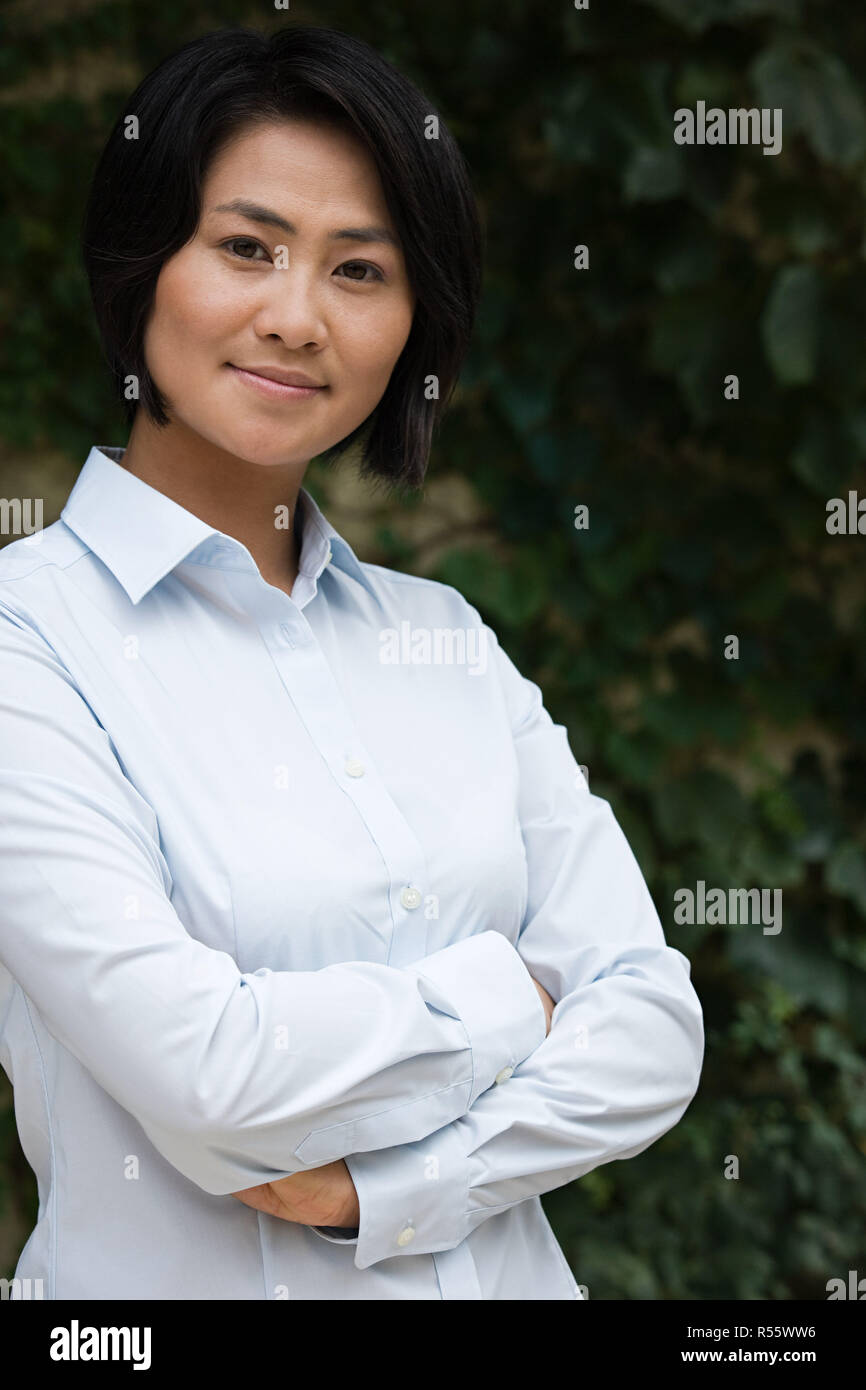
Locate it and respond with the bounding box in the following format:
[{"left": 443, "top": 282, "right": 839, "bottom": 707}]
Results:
[{"left": 118, "top": 413, "right": 306, "bottom": 593}]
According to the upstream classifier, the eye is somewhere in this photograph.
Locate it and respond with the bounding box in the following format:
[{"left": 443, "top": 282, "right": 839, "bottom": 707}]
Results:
[
  {"left": 218, "top": 240, "right": 385, "bottom": 281},
  {"left": 334, "top": 261, "right": 385, "bottom": 284},
  {"left": 220, "top": 237, "right": 270, "bottom": 262}
]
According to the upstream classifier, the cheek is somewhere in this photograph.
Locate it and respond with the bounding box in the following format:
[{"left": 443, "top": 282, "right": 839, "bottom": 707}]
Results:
[
  {"left": 344, "top": 302, "right": 413, "bottom": 391},
  {"left": 147, "top": 260, "right": 233, "bottom": 369}
]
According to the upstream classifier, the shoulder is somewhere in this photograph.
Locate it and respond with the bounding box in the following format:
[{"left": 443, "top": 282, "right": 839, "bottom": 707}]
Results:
[
  {"left": 0, "top": 524, "right": 91, "bottom": 651},
  {"left": 357, "top": 559, "right": 485, "bottom": 627},
  {"left": 0, "top": 522, "right": 88, "bottom": 604}
]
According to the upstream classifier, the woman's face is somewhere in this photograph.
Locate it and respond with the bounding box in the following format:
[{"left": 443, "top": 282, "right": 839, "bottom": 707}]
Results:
[{"left": 141, "top": 118, "right": 416, "bottom": 467}]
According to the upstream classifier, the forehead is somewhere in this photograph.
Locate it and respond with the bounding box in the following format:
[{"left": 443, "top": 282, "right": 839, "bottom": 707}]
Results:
[{"left": 203, "top": 119, "right": 388, "bottom": 217}]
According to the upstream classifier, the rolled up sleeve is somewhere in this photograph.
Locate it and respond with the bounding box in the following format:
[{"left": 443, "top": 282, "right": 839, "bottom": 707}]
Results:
[
  {"left": 329, "top": 616, "right": 705, "bottom": 1269},
  {"left": 0, "top": 602, "right": 546, "bottom": 1197}
]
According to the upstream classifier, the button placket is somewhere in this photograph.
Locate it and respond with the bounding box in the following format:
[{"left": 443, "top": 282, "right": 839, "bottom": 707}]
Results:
[{"left": 259, "top": 594, "right": 431, "bottom": 969}]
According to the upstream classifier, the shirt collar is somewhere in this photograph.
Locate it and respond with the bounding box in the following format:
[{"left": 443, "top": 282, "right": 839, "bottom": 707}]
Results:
[{"left": 61, "top": 446, "right": 381, "bottom": 608}]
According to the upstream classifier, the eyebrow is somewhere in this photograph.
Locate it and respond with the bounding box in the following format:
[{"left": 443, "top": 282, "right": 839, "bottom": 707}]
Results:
[{"left": 210, "top": 199, "right": 399, "bottom": 248}]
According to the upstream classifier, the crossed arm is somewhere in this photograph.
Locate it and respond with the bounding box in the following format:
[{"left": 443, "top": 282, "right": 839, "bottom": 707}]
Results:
[
  {"left": 0, "top": 599, "right": 703, "bottom": 1272},
  {"left": 0, "top": 601, "right": 550, "bottom": 1201},
  {"left": 231, "top": 976, "right": 557, "bottom": 1229},
  {"left": 231, "top": 617, "right": 705, "bottom": 1267}
]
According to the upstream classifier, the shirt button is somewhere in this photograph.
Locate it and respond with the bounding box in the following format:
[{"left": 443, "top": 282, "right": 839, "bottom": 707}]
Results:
[
  {"left": 396, "top": 1225, "right": 416, "bottom": 1247},
  {"left": 494, "top": 1066, "right": 514, "bottom": 1085},
  {"left": 325, "top": 546, "right": 333, "bottom": 564},
  {"left": 345, "top": 758, "right": 365, "bottom": 777},
  {"left": 400, "top": 885, "right": 422, "bottom": 910}
]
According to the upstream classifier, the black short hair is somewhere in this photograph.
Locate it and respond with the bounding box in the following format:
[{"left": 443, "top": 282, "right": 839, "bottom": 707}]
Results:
[{"left": 80, "top": 24, "right": 483, "bottom": 493}]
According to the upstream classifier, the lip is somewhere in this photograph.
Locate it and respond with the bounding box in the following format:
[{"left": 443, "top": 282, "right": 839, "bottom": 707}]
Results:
[{"left": 227, "top": 364, "right": 327, "bottom": 400}]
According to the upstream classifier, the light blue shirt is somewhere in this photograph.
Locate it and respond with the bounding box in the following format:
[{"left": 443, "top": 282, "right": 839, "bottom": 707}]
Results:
[{"left": 0, "top": 446, "right": 703, "bottom": 1300}]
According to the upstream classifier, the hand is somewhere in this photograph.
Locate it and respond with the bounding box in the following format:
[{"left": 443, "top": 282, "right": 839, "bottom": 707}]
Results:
[
  {"left": 530, "top": 975, "right": 555, "bottom": 1036},
  {"left": 231, "top": 1158, "right": 360, "bottom": 1228}
]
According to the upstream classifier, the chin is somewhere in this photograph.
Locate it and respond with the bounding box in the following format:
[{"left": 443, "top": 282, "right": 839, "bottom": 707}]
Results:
[
  {"left": 207, "top": 428, "right": 310, "bottom": 469},
  {"left": 251, "top": 443, "right": 316, "bottom": 469}
]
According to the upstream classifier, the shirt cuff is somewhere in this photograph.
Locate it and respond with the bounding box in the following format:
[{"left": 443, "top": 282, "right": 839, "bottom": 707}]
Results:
[
  {"left": 411, "top": 931, "right": 546, "bottom": 1106},
  {"left": 342, "top": 1113, "right": 472, "bottom": 1269}
]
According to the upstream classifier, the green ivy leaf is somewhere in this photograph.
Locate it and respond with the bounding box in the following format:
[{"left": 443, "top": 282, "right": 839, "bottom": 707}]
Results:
[
  {"left": 826, "top": 841, "right": 866, "bottom": 917},
  {"left": 761, "top": 264, "right": 822, "bottom": 385},
  {"left": 751, "top": 38, "right": 866, "bottom": 168}
]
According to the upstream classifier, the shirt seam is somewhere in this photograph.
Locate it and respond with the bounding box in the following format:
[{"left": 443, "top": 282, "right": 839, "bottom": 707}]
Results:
[
  {"left": 19, "top": 985, "right": 58, "bottom": 1300},
  {"left": 536, "top": 1200, "right": 582, "bottom": 1295},
  {"left": 255, "top": 1211, "right": 269, "bottom": 1300},
  {"left": 296, "top": 1075, "right": 472, "bottom": 1159},
  {"left": 358, "top": 564, "right": 459, "bottom": 593},
  {"left": 0, "top": 543, "right": 99, "bottom": 589}
]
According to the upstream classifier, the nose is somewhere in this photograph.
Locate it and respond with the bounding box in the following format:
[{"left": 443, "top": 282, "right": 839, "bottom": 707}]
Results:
[{"left": 251, "top": 265, "right": 328, "bottom": 348}]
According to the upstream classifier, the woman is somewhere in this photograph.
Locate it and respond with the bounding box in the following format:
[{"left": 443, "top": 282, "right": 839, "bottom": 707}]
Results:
[{"left": 0, "top": 24, "right": 703, "bottom": 1300}]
